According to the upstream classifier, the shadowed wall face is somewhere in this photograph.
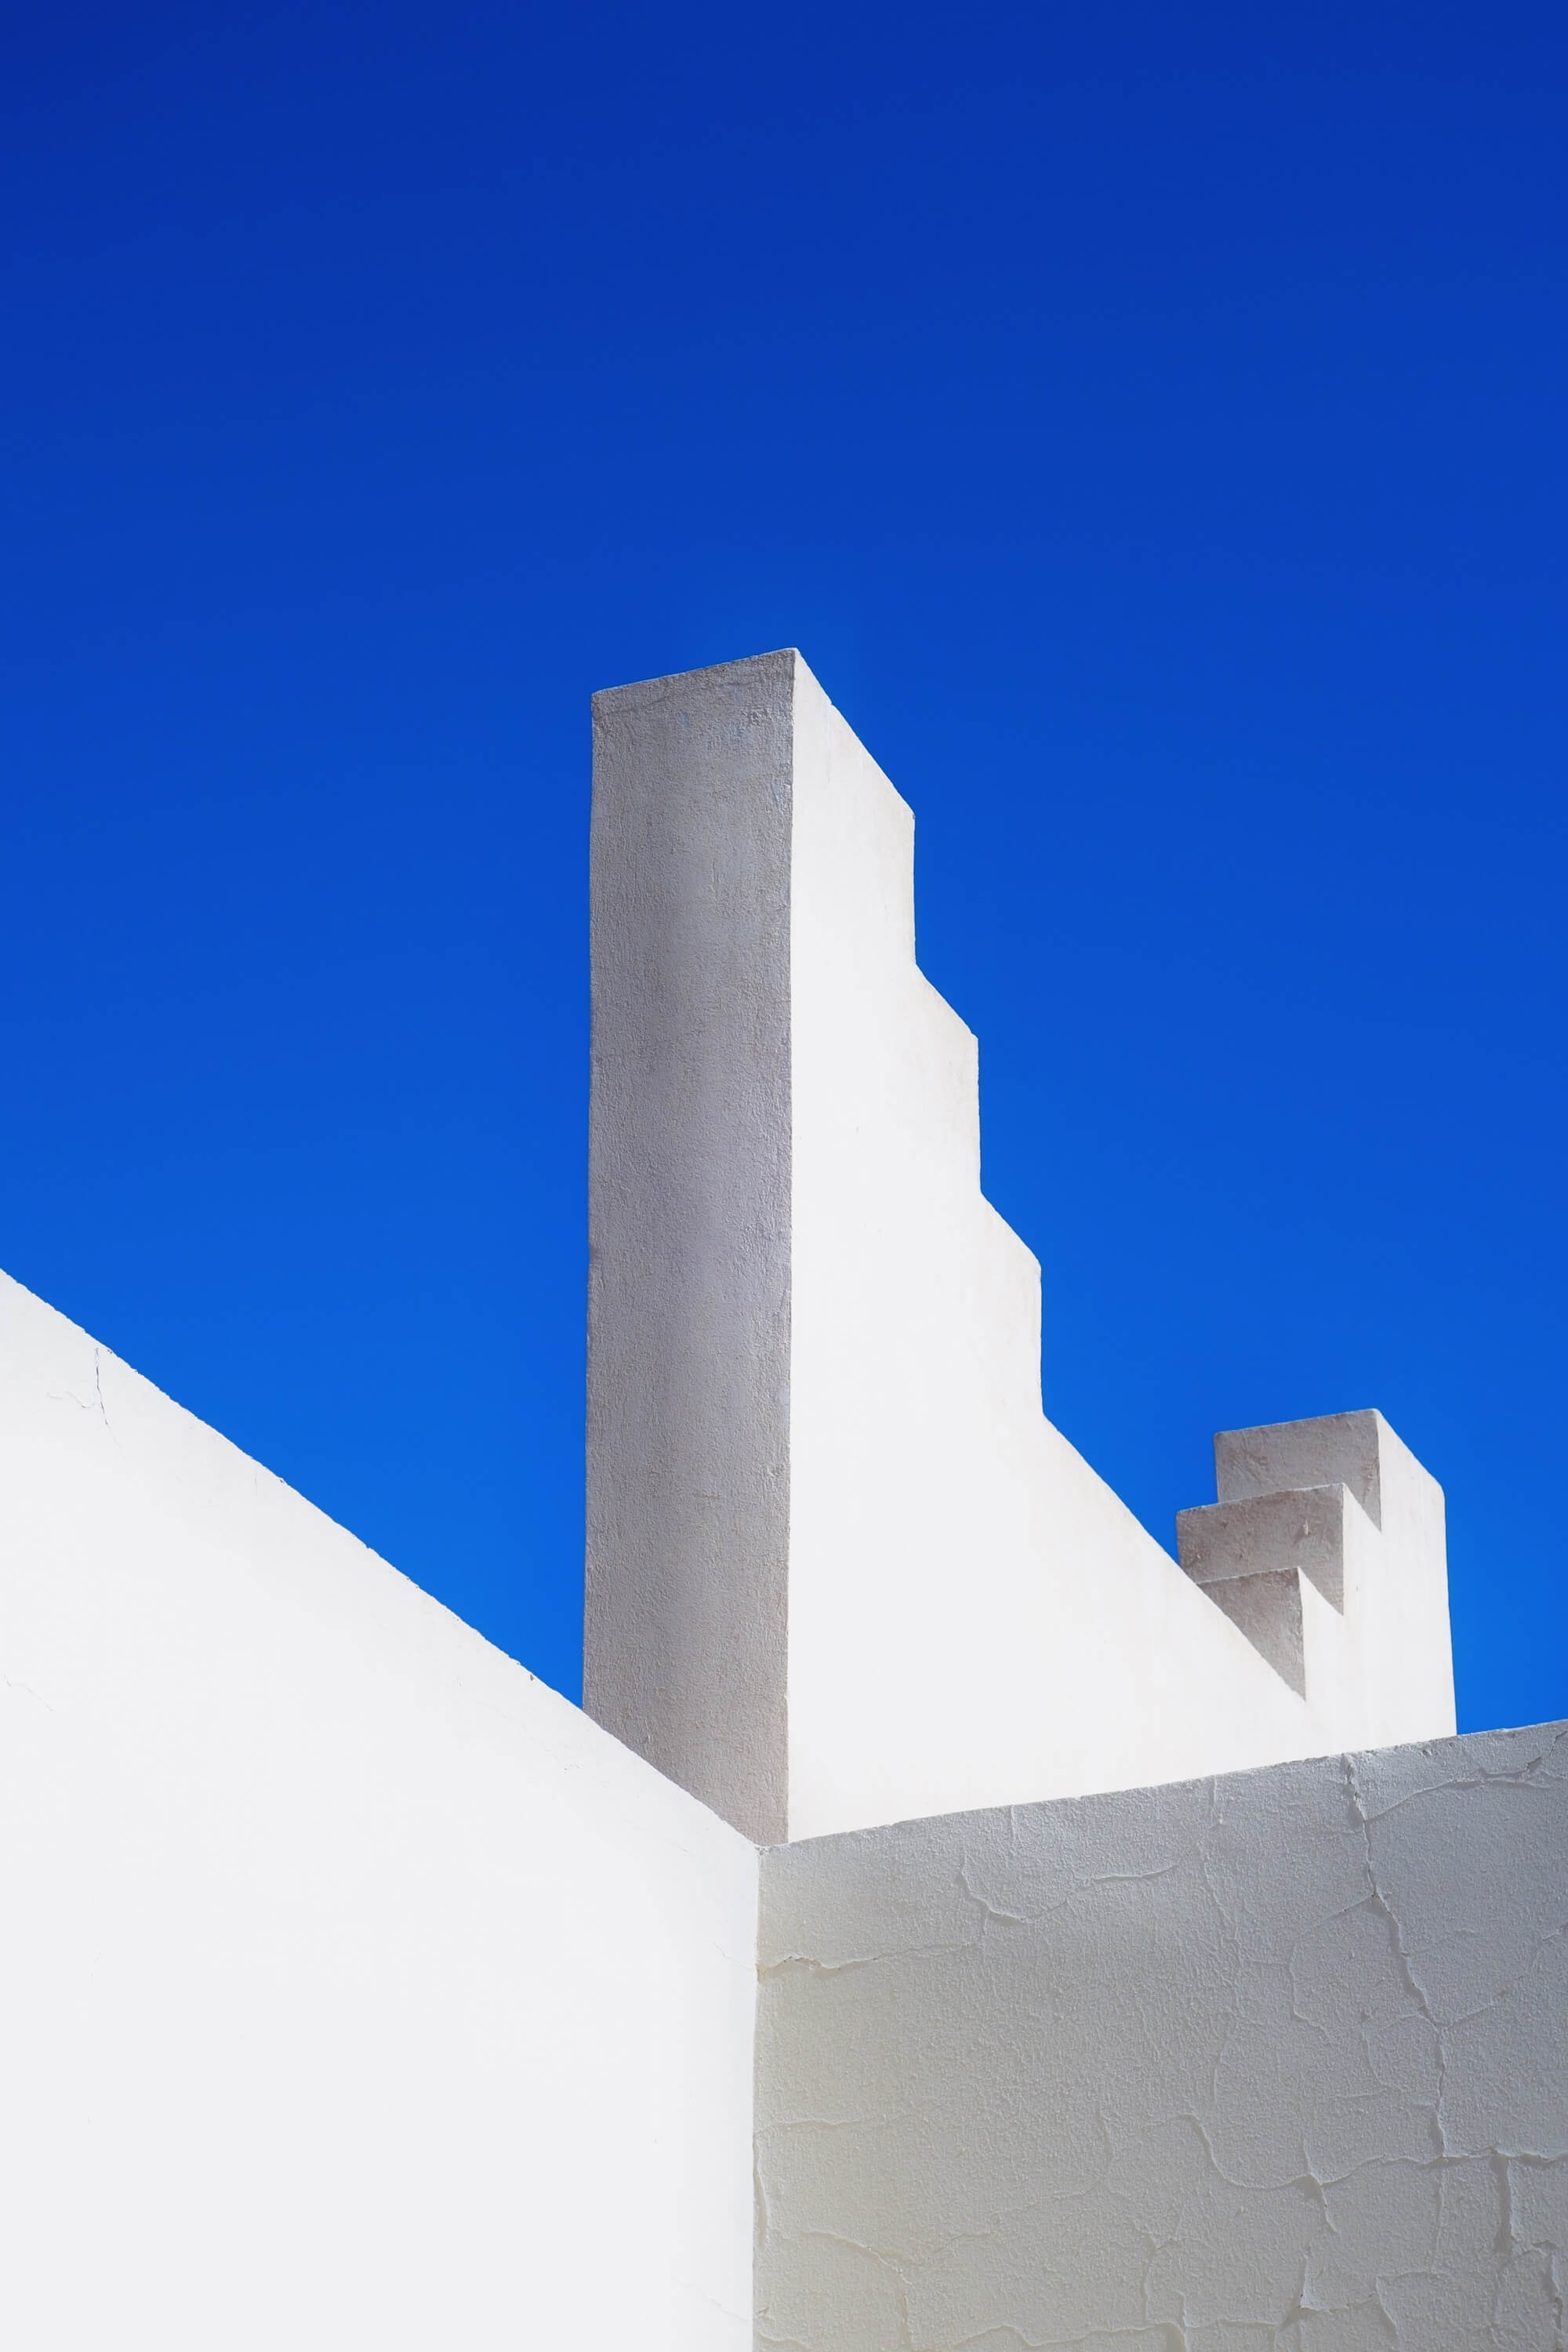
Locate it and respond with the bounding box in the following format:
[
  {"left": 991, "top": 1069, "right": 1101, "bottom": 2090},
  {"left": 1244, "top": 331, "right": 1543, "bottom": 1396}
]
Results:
[
  {"left": 585, "top": 655, "right": 795, "bottom": 1842},
  {"left": 583, "top": 653, "right": 1453, "bottom": 1848},
  {"left": 756, "top": 1721, "right": 1568, "bottom": 2350}
]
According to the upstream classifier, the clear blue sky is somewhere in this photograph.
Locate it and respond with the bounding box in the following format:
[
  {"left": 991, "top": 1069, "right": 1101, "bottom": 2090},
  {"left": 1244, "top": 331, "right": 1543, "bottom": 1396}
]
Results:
[{"left": 4, "top": 2, "right": 1563, "bottom": 1729}]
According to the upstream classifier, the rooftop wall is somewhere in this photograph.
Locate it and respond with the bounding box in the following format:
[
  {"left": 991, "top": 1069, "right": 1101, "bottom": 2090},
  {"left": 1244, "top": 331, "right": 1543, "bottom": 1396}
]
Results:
[
  {"left": 757, "top": 1720, "right": 1568, "bottom": 2350},
  {"left": 0, "top": 1270, "right": 757, "bottom": 2352},
  {"left": 586, "top": 653, "right": 1454, "bottom": 1842}
]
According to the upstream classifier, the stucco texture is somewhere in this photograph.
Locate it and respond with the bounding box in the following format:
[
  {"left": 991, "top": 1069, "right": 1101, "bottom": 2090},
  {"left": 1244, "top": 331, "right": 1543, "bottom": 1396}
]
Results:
[
  {"left": 586, "top": 653, "right": 795, "bottom": 1842},
  {"left": 584, "top": 654, "right": 1452, "bottom": 1847},
  {"left": 757, "top": 1722, "right": 1568, "bottom": 2350}
]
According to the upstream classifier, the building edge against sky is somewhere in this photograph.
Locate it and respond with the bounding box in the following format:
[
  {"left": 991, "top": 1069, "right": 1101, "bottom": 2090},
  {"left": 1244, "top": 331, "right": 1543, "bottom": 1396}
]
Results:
[
  {"left": 585, "top": 652, "right": 1454, "bottom": 1842},
  {"left": 4, "top": 651, "right": 1558, "bottom": 2352},
  {"left": 0, "top": 1265, "right": 757, "bottom": 2349}
]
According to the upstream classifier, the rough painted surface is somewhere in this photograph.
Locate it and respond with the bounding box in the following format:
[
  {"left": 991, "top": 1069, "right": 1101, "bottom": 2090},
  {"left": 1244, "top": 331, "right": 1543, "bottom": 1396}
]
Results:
[
  {"left": 585, "top": 652, "right": 1454, "bottom": 1844},
  {"left": 0, "top": 1271, "right": 757, "bottom": 2351},
  {"left": 757, "top": 1722, "right": 1568, "bottom": 2349},
  {"left": 1178, "top": 1413, "right": 1454, "bottom": 1745},
  {"left": 586, "top": 652, "right": 794, "bottom": 1842}
]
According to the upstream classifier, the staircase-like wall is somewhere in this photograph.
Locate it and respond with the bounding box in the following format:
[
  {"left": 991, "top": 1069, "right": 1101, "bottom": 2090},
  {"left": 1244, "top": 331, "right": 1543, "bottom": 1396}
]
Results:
[
  {"left": 1178, "top": 1407, "right": 1454, "bottom": 1744},
  {"left": 586, "top": 652, "right": 1454, "bottom": 1842}
]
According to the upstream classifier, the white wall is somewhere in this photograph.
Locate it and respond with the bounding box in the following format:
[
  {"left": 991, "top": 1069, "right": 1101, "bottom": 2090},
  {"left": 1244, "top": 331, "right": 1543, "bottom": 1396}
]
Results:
[
  {"left": 757, "top": 1719, "right": 1568, "bottom": 2350},
  {"left": 586, "top": 650, "right": 1454, "bottom": 1844},
  {"left": 586, "top": 652, "right": 794, "bottom": 1842},
  {"left": 1178, "top": 1408, "right": 1454, "bottom": 1751},
  {"left": 0, "top": 1271, "right": 757, "bottom": 2352}
]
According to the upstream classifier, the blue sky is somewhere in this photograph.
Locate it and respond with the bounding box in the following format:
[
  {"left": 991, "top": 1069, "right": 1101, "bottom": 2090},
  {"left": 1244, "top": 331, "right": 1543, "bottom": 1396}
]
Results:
[{"left": 3, "top": 2, "right": 1564, "bottom": 1728}]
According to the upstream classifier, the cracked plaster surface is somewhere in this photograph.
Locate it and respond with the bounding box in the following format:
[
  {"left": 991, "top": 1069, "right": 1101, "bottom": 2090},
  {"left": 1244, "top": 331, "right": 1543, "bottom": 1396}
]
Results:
[{"left": 756, "top": 1722, "right": 1568, "bottom": 2350}]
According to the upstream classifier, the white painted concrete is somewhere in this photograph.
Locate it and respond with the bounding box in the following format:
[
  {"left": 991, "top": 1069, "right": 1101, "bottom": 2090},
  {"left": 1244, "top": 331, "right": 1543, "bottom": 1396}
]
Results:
[
  {"left": 586, "top": 652, "right": 793, "bottom": 1842},
  {"left": 0, "top": 654, "right": 1519, "bottom": 2352},
  {"left": 585, "top": 652, "right": 1455, "bottom": 1842},
  {"left": 1178, "top": 1410, "right": 1454, "bottom": 1753},
  {"left": 757, "top": 1719, "right": 1568, "bottom": 2350},
  {"left": 0, "top": 1269, "right": 757, "bottom": 2352}
]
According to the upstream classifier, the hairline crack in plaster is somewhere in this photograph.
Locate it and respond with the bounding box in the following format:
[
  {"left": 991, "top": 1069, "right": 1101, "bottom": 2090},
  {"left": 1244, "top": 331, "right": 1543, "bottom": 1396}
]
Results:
[{"left": 3, "top": 648, "right": 1559, "bottom": 2352}]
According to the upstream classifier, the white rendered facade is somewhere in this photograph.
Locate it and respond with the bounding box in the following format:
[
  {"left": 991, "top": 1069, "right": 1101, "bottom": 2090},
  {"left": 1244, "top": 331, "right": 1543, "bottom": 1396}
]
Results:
[
  {"left": 586, "top": 653, "right": 1454, "bottom": 1842},
  {"left": 0, "top": 1272, "right": 756, "bottom": 2350},
  {"left": 2, "top": 652, "right": 1556, "bottom": 2352},
  {"left": 759, "top": 1722, "right": 1568, "bottom": 2350}
]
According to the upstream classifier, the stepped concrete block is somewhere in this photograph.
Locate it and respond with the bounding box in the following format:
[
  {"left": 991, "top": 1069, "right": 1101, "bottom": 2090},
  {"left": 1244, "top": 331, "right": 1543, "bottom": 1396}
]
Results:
[
  {"left": 1189, "top": 1564, "right": 1307, "bottom": 1692},
  {"left": 1178, "top": 1481, "right": 1351, "bottom": 1610},
  {"left": 1216, "top": 1406, "right": 1383, "bottom": 1524},
  {"left": 1177, "top": 1483, "right": 1364, "bottom": 1693},
  {"left": 1177, "top": 1410, "right": 1454, "bottom": 1742},
  {"left": 587, "top": 656, "right": 1457, "bottom": 1839}
]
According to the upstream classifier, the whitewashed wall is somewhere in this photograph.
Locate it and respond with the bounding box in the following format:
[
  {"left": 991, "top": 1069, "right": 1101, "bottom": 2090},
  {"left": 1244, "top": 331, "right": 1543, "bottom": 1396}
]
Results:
[
  {"left": 586, "top": 652, "right": 1453, "bottom": 1844},
  {"left": 0, "top": 1271, "right": 757, "bottom": 2352},
  {"left": 757, "top": 1720, "right": 1568, "bottom": 2350}
]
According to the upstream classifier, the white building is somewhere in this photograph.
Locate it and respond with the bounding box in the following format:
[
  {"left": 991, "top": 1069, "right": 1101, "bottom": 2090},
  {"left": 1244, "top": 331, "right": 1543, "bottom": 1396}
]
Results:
[{"left": 3, "top": 652, "right": 1562, "bottom": 2348}]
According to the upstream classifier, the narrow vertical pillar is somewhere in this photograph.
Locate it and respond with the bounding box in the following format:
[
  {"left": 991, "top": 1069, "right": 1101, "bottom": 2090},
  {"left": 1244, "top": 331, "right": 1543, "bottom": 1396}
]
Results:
[{"left": 584, "top": 652, "right": 796, "bottom": 1843}]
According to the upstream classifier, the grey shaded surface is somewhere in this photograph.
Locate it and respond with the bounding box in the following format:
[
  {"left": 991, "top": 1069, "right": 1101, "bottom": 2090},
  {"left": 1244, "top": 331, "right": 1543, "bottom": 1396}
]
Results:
[
  {"left": 1177, "top": 1484, "right": 1355, "bottom": 1695},
  {"left": 1217, "top": 1411, "right": 1385, "bottom": 1530},
  {"left": 585, "top": 655, "right": 1449, "bottom": 1838},
  {"left": 585, "top": 652, "right": 797, "bottom": 1842},
  {"left": 1179, "top": 1485, "right": 1349, "bottom": 1611},
  {"left": 1185, "top": 1563, "right": 1308, "bottom": 1694},
  {"left": 757, "top": 1720, "right": 1568, "bottom": 2349}
]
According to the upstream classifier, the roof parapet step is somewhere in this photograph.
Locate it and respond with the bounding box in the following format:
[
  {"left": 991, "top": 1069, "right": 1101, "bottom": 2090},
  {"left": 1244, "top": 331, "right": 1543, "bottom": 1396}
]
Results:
[
  {"left": 1176, "top": 1482, "right": 1355, "bottom": 1697},
  {"left": 1173, "top": 1405, "right": 1453, "bottom": 1748}
]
